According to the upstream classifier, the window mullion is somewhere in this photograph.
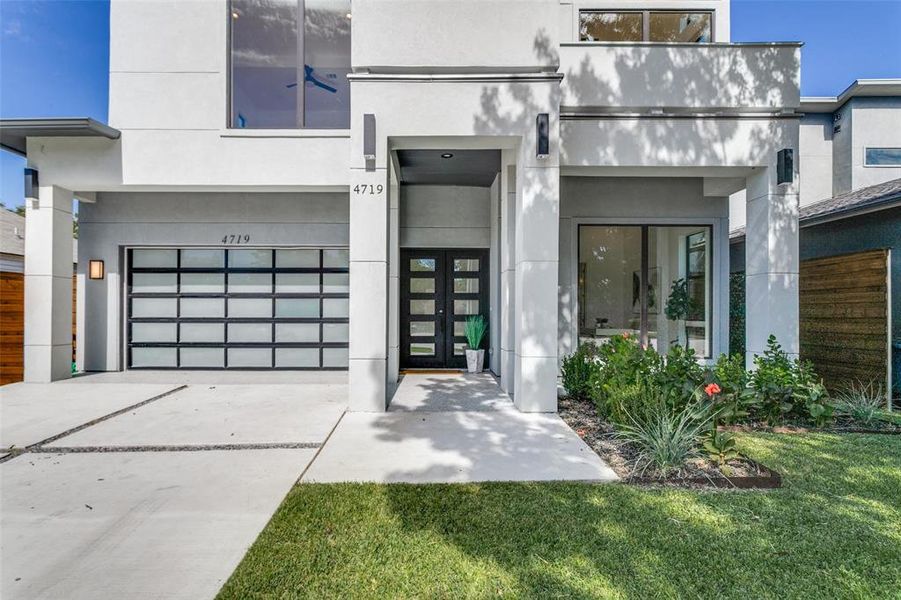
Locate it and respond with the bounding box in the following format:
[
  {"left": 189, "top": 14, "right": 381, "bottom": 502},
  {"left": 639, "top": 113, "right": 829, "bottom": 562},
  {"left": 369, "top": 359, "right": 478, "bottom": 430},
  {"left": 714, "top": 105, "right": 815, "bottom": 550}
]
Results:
[
  {"left": 640, "top": 225, "right": 649, "bottom": 348},
  {"left": 296, "top": 0, "right": 305, "bottom": 128},
  {"left": 643, "top": 11, "right": 650, "bottom": 42}
]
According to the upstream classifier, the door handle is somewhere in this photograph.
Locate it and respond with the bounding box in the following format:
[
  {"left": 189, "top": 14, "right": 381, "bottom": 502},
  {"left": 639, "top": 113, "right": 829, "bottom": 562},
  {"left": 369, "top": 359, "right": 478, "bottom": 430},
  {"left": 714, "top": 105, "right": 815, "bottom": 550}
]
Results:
[{"left": 438, "top": 309, "right": 444, "bottom": 332}]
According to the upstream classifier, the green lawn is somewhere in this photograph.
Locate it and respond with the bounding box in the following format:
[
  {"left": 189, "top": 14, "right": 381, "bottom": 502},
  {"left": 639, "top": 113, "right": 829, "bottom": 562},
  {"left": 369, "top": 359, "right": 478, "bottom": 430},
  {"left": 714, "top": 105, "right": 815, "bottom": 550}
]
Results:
[{"left": 218, "top": 433, "right": 901, "bottom": 599}]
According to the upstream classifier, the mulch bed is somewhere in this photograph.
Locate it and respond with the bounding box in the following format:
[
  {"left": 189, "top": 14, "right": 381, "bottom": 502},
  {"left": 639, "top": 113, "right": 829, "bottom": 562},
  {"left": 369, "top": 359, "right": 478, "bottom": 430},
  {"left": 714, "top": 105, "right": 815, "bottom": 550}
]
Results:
[{"left": 559, "top": 396, "right": 782, "bottom": 490}]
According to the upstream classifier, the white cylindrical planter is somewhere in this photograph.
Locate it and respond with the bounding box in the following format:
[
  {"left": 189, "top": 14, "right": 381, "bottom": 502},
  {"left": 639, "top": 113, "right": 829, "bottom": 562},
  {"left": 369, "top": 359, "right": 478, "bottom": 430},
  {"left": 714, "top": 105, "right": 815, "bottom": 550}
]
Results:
[{"left": 465, "top": 348, "right": 485, "bottom": 373}]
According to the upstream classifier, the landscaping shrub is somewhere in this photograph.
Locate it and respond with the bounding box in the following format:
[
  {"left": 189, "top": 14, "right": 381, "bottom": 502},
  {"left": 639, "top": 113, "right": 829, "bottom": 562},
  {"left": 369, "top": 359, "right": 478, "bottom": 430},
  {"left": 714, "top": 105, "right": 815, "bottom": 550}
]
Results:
[
  {"left": 833, "top": 380, "right": 885, "bottom": 426},
  {"left": 614, "top": 398, "right": 710, "bottom": 477},
  {"left": 705, "top": 353, "right": 759, "bottom": 425},
  {"left": 560, "top": 342, "right": 600, "bottom": 400},
  {"left": 653, "top": 344, "right": 705, "bottom": 410},
  {"left": 750, "top": 335, "right": 831, "bottom": 425}
]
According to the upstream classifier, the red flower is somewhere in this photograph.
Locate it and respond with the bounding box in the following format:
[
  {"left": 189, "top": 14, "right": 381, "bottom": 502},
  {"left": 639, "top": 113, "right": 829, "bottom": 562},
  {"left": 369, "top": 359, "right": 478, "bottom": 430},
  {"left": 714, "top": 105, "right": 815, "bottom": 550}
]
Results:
[
  {"left": 704, "top": 383, "right": 722, "bottom": 397},
  {"left": 621, "top": 332, "right": 630, "bottom": 339}
]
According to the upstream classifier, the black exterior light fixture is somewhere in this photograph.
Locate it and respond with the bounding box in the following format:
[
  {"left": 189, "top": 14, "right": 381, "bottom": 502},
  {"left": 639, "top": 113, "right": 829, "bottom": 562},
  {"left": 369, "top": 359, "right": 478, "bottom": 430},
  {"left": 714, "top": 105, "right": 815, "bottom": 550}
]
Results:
[
  {"left": 89, "top": 260, "right": 105, "bottom": 280},
  {"left": 24, "top": 168, "right": 38, "bottom": 201},
  {"left": 777, "top": 148, "right": 794, "bottom": 185},
  {"left": 536, "top": 113, "right": 549, "bottom": 159},
  {"left": 363, "top": 113, "right": 376, "bottom": 160}
]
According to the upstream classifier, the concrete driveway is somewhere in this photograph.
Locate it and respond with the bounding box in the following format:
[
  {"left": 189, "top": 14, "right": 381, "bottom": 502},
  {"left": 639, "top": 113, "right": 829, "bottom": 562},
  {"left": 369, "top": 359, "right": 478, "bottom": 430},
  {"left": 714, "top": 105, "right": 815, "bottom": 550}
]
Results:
[{"left": 0, "top": 373, "right": 346, "bottom": 600}]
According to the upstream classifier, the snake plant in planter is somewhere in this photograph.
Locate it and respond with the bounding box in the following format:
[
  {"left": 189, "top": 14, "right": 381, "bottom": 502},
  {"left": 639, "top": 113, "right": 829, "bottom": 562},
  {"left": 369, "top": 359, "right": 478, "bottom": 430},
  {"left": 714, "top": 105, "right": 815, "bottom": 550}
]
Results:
[{"left": 463, "top": 315, "right": 487, "bottom": 373}]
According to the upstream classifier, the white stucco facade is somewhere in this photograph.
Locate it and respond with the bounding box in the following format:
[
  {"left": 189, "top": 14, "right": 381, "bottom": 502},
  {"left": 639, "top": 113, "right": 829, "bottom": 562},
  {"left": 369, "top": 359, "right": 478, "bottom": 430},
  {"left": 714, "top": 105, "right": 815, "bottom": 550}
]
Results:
[{"left": 15, "top": 0, "right": 804, "bottom": 412}]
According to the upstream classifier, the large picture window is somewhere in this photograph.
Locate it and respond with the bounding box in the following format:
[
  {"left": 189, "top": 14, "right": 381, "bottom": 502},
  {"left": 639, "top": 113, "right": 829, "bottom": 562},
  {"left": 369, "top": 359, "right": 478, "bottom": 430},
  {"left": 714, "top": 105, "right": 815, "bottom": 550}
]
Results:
[
  {"left": 229, "top": 0, "right": 351, "bottom": 129},
  {"left": 577, "top": 224, "right": 713, "bottom": 357},
  {"left": 580, "top": 10, "right": 712, "bottom": 43}
]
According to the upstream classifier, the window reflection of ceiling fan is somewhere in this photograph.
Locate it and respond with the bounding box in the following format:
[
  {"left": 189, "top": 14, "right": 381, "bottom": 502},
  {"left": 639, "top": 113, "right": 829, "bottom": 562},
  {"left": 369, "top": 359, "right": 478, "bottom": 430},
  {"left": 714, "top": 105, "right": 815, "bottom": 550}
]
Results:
[{"left": 287, "top": 65, "right": 337, "bottom": 93}]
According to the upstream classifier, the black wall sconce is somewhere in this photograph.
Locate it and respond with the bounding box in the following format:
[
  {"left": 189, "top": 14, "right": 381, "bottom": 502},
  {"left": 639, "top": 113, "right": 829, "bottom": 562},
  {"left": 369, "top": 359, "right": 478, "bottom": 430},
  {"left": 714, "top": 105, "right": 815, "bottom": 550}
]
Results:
[
  {"left": 89, "top": 260, "right": 105, "bottom": 280},
  {"left": 536, "top": 113, "right": 549, "bottom": 159},
  {"left": 777, "top": 148, "right": 794, "bottom": 185},
  {"left": 24, "top": 168, "right": 39, "bottom": 200},
  {"left": 363, "top": 113, "right": 376, "bottom": 160}
]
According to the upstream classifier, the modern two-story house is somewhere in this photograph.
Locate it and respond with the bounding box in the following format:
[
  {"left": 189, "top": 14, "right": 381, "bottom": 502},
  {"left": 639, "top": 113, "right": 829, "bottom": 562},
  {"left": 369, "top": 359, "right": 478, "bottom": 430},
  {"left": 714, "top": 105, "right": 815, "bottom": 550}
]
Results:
[{"left": 1, "top": 0, "right": 802, "bottom": 413}]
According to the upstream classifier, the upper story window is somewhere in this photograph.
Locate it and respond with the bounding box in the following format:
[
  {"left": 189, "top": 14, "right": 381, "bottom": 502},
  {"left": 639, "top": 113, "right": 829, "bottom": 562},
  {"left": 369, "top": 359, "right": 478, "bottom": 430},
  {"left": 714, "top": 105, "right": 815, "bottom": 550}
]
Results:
[
  {"left": 864, "top": 148, "right": 901, "bottom": 167},
  {"left": 229, "top": 0, "right": 351, "bottom": 129},
  {"left": 580, "top": 10, "right": 712, "bottom": 43}
]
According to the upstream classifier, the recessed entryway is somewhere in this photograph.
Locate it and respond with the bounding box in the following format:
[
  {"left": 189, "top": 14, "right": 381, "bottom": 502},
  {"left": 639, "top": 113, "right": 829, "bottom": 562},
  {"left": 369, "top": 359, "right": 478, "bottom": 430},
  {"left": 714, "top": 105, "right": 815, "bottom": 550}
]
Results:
[{"left": 400, "top": 248, "right": 489, "bottom": 369}]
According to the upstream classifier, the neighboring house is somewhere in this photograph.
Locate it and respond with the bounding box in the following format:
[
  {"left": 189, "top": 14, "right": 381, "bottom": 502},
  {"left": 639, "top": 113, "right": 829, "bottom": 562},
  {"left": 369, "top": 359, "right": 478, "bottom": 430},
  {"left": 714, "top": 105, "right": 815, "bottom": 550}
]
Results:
[
  {"left": 730, "top": 80, "right": 901, "bottom": 399},
  {"left": 0, "top": 209, "right": 77, "bottom": 384},
  {"left": 0, "top": 1, "right": 803, "bottom": 413}
]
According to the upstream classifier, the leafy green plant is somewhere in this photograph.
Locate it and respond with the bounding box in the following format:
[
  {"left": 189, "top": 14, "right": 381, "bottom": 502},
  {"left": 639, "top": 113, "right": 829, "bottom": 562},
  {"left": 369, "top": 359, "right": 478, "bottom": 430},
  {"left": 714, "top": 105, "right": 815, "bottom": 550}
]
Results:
[
  {"left": 703, "top": 430, "right": 740, "bottom": 475},
  {"left": 664, "top": 278, "right": 697, "bottom": 322},
  {"left": 749, "top": 335, "right": 833, "bottom": 425},
  {"left": 561, "top": 342, "right": 600, "bottom": 400},
  {"left": 705, "top": 353, "right": 759, "bottom": 425},
  {"left": 614, "top": 399, "right": 710, "bottom": 477},
  {"left": 654, "top": 344, "right": 705, "bottom": 410},
  {"left": 833, "top": 380, "right": 885, "bottom": 426},
  {"left": 463, "top": 315, "right": 487, "bottom": 350}
]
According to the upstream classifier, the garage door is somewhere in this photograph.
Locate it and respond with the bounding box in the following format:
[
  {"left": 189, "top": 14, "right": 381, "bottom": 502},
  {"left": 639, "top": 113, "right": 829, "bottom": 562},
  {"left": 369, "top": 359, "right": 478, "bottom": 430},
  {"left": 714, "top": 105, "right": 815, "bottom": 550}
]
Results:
[{"left": 127, "top": 248, "right": 349, "bottom": 370}]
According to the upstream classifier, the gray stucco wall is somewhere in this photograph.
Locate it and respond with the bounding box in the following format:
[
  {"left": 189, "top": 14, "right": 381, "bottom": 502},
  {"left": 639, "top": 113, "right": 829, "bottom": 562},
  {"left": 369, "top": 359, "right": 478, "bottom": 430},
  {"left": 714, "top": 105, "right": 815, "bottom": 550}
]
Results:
[
  {"left": 78, "top": 192, "right": 349, "bottom": 372},
  {"left": 731, "top": 206, "right": 900, "bottom": 380},
  {"left": 399, "top": 185, "right": 490, "bottom": 248}
]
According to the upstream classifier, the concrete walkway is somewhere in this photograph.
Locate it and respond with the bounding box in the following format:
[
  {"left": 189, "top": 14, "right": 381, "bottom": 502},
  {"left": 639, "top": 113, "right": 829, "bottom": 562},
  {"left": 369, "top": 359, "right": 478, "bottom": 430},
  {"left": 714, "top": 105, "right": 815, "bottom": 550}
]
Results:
[{"left": 303, "top": 372, "right": 618, "bottom": 483}]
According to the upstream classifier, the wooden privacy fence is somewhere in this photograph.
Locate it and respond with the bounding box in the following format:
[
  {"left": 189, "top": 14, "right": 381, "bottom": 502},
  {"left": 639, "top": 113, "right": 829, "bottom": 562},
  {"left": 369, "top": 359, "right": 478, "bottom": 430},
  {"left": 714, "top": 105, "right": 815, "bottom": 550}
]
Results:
[
  {"left": 800, "top": 248, "right": 890, "bottom": 393},
  {"left": 0, "top": 272, "right": 77, "bottom": 385}
]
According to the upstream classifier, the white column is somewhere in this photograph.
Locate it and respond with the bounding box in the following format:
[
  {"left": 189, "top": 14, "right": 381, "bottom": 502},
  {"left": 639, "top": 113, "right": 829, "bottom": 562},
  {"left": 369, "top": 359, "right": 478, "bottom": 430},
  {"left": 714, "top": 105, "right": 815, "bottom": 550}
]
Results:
[
  {"left": 387, "top": 161, "right": 401, "bottom": 393},
  {"left": 499, "top": 160, "right": 517, "bottom": 394},
  {"left": 744, "top": 165, "right": 800, "bottom": 366},
  {"left": 348, "top": 169, "right": 389, "bottom": 411},
  {"left": 513, "top": 164, "right": 560, "bottom": 412},
  {"left": 24, "top": 184, "right": 74, "bottom": 382}
]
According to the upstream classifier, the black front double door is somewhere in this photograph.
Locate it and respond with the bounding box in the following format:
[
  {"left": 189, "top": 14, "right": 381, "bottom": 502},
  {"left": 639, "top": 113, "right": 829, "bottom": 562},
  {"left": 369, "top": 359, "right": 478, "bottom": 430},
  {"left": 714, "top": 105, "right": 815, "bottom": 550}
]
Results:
[{"left": 401, "top": 249, "right": 489, "bottom": 369}]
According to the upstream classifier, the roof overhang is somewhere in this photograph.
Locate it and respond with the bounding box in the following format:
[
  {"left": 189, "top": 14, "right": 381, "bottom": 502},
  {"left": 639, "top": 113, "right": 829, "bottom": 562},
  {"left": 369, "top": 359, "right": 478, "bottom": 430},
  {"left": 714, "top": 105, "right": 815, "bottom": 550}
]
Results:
[
  {"left": 801, "top": 79, "right": 901, "bottom": 113},
  {"left": 0, "top": 118, "right": 120, "bottom": 156}
]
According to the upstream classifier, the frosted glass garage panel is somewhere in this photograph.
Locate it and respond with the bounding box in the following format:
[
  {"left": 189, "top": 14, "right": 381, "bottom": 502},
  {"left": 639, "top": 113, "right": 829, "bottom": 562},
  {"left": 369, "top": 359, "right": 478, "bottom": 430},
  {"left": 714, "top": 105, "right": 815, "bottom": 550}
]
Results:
[
  {"left": 180, "top": 348, "right": 225, "bottom": 368},
  {"left": 131, "top": 322, "right": 177, "bottom": 343},
  {"left": 229, "top": 249, "right": 273, "bottom": 268},
  {"left": 322, "top": 273, "right": 349, "bottom": 293},
  {"left": 131, "top": 347, "right": 177, "bottom": 368},
  {"left": 275, "top": 348, "right": 319, "bottom": 368},
  {"left": 276, "top": 323, "right": 319, "bottom": 343},
  {"left": 180, "top": 322, "right": 225, "bottom": 343},
  {"left": 229, "top": 298, "right": 272, "bottom": 318},
  {"left": 132, "top": 273, "right": 177, "bottom": 294},
  {"left": 228, "top": 348, "right": 272, "bottom": 368},
  {"left": 322, "top": 322, "right": 349, "bottom": 343},
  {"left": 322, "top": 347, "right": 349, "bottom": 368},
  {"left": 276, "top": 298, "right": 319, "bottom": 318},
  {"left": 323, "top": 298, "right": 349, "bottom": 318},
  {"left": 132, "top": 249, "right": 177, "bottom": 268},
  {"left": 180, "top": 273, "right": 225, "bottom": 294},
  {"left": 323, "top": 248, "right": 349, "bottom": 268},
  {"left": 228, "top": 273, "right": 271, "bottom": 294},
  {"left": 131, "top": 298, "right": 177, "bottom": 318},
  {"left": 181, "top": 298, "right": 226, "bottom": 318},
  {"left": 276, "top": 249, "right": 319, "bottom": 268},
  {"left": 181, "top": 249, "right": 224, "bottom": 268},
  {"left": 229, "top": 322, "right": 273, "bottom": 343},
  {"left": 276, "top": 273, "right": 319, "bottom": 293}
]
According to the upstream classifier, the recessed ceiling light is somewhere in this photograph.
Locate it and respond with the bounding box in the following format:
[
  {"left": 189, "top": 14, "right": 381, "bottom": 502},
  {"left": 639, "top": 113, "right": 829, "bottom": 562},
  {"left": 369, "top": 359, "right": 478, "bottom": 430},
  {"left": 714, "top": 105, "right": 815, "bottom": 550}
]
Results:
[
  {"left": 231, "top": 10, "right": 239, "bottom": 18},
  {"left": 441, "top": 153, "right": 454, "bottom": 159},
  {"left": 346, "top": 12, "right": 352, "bottom": 18}
]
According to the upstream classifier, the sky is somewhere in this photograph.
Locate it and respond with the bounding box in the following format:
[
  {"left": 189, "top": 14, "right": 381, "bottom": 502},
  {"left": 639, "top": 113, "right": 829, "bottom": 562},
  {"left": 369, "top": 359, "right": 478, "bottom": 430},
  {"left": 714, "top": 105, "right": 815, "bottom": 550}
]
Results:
[{"left": 1, "top": 0, "right": 900, "bottom": 208}]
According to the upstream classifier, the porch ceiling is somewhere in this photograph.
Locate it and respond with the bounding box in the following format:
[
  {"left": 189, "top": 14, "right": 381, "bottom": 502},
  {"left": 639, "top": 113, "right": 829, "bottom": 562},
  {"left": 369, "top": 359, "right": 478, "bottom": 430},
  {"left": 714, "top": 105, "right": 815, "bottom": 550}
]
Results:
[{"left": 396, "top": 149, "right": 500, "bottom": 187}]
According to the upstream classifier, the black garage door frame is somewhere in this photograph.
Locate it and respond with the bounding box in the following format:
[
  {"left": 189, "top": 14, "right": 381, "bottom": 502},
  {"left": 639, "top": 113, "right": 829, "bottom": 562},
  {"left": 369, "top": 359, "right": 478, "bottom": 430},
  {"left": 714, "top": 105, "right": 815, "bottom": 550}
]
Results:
[{"left": 126, "top": 247, "right": 349, "bottom": 370}]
